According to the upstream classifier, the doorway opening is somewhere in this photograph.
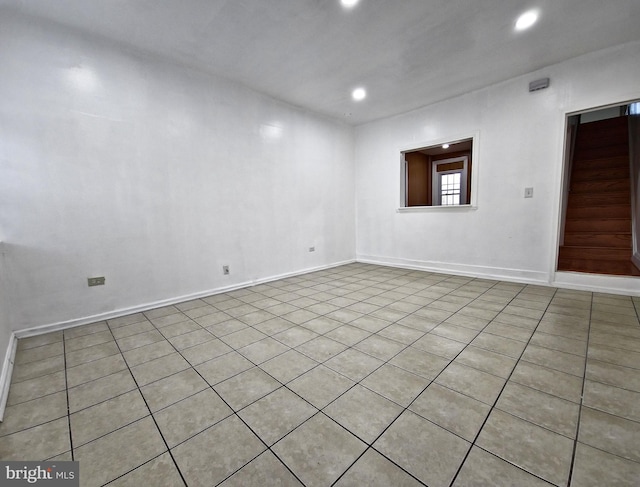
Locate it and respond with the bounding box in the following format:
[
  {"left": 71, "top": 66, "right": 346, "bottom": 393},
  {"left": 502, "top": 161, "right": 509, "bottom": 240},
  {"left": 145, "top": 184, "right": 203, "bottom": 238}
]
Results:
[{"left": 558, "top": 101, "right": 640, "bottom": 276}]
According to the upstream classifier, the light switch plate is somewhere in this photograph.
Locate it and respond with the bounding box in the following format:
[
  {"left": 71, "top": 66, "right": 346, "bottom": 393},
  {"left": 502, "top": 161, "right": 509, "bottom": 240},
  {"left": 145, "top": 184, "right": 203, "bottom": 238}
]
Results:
[
  {"left": 524, "top": 187, "right": 534, "bottom": 198},
  {"left": 88, "top": 276, "right": 105, "bottom": 286}
]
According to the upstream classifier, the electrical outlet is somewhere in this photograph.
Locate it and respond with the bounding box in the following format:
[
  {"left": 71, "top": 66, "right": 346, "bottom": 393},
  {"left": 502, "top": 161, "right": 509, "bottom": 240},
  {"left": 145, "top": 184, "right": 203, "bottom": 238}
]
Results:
[
  {"left": 309, "top": 247, "right": 315, "bottom": 252},
  {"left": 223, "top": 265, "right": 230, "bottom": 275},
  {"left": 524, "top": 187, "right": 534, "bottom": 198},
  {"left": 88, "top": 276, "right": 105, "bottom": 287}
]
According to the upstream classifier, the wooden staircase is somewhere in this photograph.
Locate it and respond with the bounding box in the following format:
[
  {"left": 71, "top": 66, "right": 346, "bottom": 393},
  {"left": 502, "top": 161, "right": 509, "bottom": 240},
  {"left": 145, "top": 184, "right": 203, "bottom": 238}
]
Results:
[{"left": 558, "top": 115, "right": 640, "bottom": 276}]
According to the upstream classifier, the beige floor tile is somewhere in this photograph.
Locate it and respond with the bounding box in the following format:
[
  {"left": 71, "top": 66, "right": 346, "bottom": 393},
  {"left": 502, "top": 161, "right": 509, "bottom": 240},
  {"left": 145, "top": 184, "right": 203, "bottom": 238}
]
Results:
[
  {"left": 444, "top": 313, "right": 489, "bottom": 331},
  {"left": 0, "top": 391, "right": 67, "bottom": 437},
  {"left": 130, "top": 352, "right": 190, "bottom": 386},
  {"left": 510, "top": 361, "right": 583, "bottom": 403},
  {"left": 389, "top": 346, "right": 450, "bottom": 379},
  {"left": 14, "top": 341, "right": 64, "bottom": 365},
  {"left": 454, "top": 346, "right": 517, "bottom": 379},
  {"left": 116, "top": 329, "right": 165, "bottom": 352},
  {"left": 348, "top": 315, "right": 389, "bottom": 332},
  {"left": 70, "top": 389, "right": 149, "bottom": 446},
  {"left": 141, "top": 368, "right": 208, "bottom": 412},
  {"left": 65, "top": 341, "right": 120, "bottom": 368},
  {"left": 157, "top": 320, "right": 201, "bottom": 338},
  {"left": 477, "top": 409, "right": 573, "bottom": 486},
  {"left": 471, "top": 332, "right": 526, "bottom": 358},
  {"left": 172, "top": 415, "right": 265, "bottom": 487},
  {"left": 219, "top": 451, "right": 303, "bottom": 486},
  {"left": 17, "top": 331, "right": 63, "bottom": 350},
  {"left": 0, "top": 417, "right": 70, "bottom": 461},
  {"left": 11, "top": 355, "right": 65, "bottom": 383},
  {"left": 252, "top": 317, "right": 296, "bottom": 335},
  {"left": 301, "top": 316, "right": 343, "bottom": 334},
  {"left": 324, "top": 384, "right": 402, "bottom": 443},
  {"left": 324, "top": 324, "right": 371, "bottom": 346},
  {"left": 273, "top": 326, "right": 319, "bottom": 347},
  {"left": 272, "top": 413, "right": 367, "bottom": 487},
  {"left": 578, "top": 406, "right": 640, "bottom": 462},
  {"left": 483, "top": 322, "right": 534, "bottom": 342},
  {"left": 396, "top": 314, "right": 438, "bottom": 332},
  {"left": 323, "top": 348, "right": 383, "bottom": 381},
  {"left": 214, "top": 367, "right": 281, "bottom": 410},
  {"left": 436, "top": 363, "right": 505, "bottom": 405},
  {"left": 353, "top": 335, "right": 406, "bottom": 361},
  {"left": 122, "top": 340, "right": 175, "bottom": 367},
  {"left": 195, "top": 350, "right": 253, "bottom": 385},
  {"left": 496, "top": 381, "right": 579, "bottom": 438},
  {"left": 7, "top": 370, "right": 66, "bottom": 406},
  {"left": 587, "top": 342, "right": 640, "bottom": 369},
  {"left": 111, "top": 320, "right": 155, "bottom": 339},
  {"left": 180, "top": 338, "right": 234, "bottom": 365},
  {"left": 413, "top": 333, "right": 466, "bottom": 359},
  {"left": 166, "top": 328, "right": 215, "bottom": 350},
  {"left": 586, "top": 359, "right": 640, "bottom": 392},
  {"left": 238, "top": 387, "right": 317, "bottom": 445},
  {"left": 529, "top": 331, "right": 587, "bottom": 356},
  {"left": 64, "top": 330, "right": 113, "bottom": 353},
  {"left": 296, "top": 336, "right": 347, "bottom": 362},
  {"left": 431, "top": 323, "right": 479, "bottom": 343},
  {"left": 195, "top": 311, "right": 236, "bottom": 328},
  {"left": 144, "top": 306, "right": 180, "bottom": 320},
  {"left": 109, "top": 453, "right": 185, "bottom": 487},
  {"left": 288, "top": 365, "right": 354, "bottom": 409},
  {"left": 75, "top": 416, "right": 166, "bottom": 487},
  {"left": 237, "top": 337, "right": 289, "bottom": 364},
  {"left": 375, "top": 410, "right": 470, "bottom": 487},
  {"left": 68, "top": 369, "right": 137, "bottom": 413},
  {"left": 453, "top": 446, "right": 551, "bottom": 487},
  {"left": 377, "top": 323, "right": 425, "bottom": 344},
  {"left": 66, "top": 353, "right": 127, "bottom": 388},
  {"left": 334, "top": 448, "right": 423, "bottom": 487},
  {"left": 571, "top": 442, "right": 640, "bottom": 487},
  {"left": 259, "top": 349, "right": 318, "bottom": 383},
  {"left": 154, "top": 388, "right": 232, "bottom": 447},
  {"left": 361, "top": 364, "right": 429, "bottom": 407},
  {"left": 410, "top": 383, "right": 490, "bottom": 441},
  {"left": 521, "top": 344, "right": 585, "bottom": 377},
  {"left": 583, "top": 379, "right": 640, "bottom": 422}
]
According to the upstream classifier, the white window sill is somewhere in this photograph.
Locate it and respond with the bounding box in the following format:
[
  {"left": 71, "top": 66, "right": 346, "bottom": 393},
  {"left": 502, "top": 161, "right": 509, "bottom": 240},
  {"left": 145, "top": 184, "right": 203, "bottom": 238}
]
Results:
[{"left": 397, "top": 204, "right": 478, "bottom": 213}]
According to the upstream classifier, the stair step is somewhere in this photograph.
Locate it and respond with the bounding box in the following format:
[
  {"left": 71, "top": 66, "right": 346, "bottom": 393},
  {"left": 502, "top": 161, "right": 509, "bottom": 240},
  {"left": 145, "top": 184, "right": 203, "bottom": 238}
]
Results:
[
  {"left": 558, "top": 246, "right": 631, "bottom": 261},
  {"left": 570, "top": 179, "right": 630, "bottom": 194},
  {"left": 571, "top": 166, "right": 630, "bottom": 182},
  {"left": 563, "top": 232, "right": 631, "bottom": 248},
  {"left": 572, "top": 156, "right": 630, "bottom": 170},
  {"left": 568, "top": 193, "right": 630, "bottom": 207},
  {"left": 565, "top": 218, "right": 631, "bottom": 233},
  {"left": 566, "top": 205, "right": 631, "bottom": 219},
  {"left": 557, "top": 257, "right": 640, "bottom": 276},
  {"left": 574, "top": 145, "right": 629, "bottom": 160}
]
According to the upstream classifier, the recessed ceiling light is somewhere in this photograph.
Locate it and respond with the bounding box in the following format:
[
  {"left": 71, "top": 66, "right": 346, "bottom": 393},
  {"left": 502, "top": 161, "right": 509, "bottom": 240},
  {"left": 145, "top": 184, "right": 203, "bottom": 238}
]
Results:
[
  {"left": 341, "top": 0, "right": 359, "bottom": 9},
  {"left": 515, "top": 10, "right": 539, "bottom": 31},
  {"left": 442, "top": 144, "right": 450, "bottom": 149},
  {"left": 352, "top": 87, "right": 366, "bottom": 101}
]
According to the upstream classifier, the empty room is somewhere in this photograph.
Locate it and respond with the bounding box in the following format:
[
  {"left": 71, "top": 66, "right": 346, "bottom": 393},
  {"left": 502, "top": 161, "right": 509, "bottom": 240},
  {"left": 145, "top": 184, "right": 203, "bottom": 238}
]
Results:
[{"left": 1, "top": 1, "right": 640, "bottom": 486}]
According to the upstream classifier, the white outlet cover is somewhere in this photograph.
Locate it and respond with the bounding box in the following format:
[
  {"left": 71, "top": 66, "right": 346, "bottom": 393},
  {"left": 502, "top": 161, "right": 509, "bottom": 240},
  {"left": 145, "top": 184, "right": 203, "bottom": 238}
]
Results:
[{"left": 524, "top": 187, "right": 534, "bottom": 198}]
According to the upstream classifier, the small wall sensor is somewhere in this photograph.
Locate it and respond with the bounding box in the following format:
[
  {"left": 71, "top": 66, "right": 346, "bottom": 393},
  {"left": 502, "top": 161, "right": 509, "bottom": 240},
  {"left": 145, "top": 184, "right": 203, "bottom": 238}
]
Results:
[{"left": 529, "top": 78, "right": 550, "bottom": 92}]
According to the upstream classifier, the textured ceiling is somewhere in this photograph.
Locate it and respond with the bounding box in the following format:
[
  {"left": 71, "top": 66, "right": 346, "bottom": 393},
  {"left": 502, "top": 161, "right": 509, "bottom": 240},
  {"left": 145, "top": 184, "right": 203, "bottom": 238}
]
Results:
[{"left": 4, "top": 0, "right": 640, "bottom": 124}]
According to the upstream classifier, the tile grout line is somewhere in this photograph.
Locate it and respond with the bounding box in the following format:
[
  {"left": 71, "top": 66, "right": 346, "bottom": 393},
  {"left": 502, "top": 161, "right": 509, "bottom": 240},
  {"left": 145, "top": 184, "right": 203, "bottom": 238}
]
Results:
[
  {"left": 565, "top": 290, "right": 594, "bottom": 487},
  {"left": 447, "top": 285, "right": 561, "bottom": 487},
  {"left": 102, "top": 325, "right": 191, "bottom": 487},
  {"left": 61, "top": 330, "right": 75, "bottom": 462}
]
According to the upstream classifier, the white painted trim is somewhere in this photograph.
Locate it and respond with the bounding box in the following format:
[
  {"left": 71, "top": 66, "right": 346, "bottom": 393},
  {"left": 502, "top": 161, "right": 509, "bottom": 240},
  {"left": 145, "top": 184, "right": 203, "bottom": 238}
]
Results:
[
  {"left": 15, "top": 259, "right": 355, "bottom": 339},
  {"left": 356, "top": 254, "right": 548, "bottom": 285},
  {"left": 0, "top": 332, "right": 18, "bottom": 422},
  {"left": 396, "top": 205, "right": 478, "bottom": 213},
  {"left": 553, "top": 271, "right": 640, "bottom": 296}
]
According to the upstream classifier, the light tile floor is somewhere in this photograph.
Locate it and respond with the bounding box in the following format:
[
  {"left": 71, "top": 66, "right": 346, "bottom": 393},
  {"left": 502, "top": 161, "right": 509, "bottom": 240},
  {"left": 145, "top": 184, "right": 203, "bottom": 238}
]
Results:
[{"left": 2, "top": 263, "right": 640, "bottom": 486}]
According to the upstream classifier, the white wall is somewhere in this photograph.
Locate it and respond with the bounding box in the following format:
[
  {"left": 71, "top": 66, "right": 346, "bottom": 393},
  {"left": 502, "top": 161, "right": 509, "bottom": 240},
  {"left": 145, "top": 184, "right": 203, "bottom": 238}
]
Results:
[
  {"left": 0, "top": 11, "right": 355, "bottom": 334},
  {"left": 355, "top": 40, "right": 640, "bottom": 291}
]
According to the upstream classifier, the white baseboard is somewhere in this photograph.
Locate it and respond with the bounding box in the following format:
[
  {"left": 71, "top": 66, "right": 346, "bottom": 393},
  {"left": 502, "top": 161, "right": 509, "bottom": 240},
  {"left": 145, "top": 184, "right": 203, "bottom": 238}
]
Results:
[
  {"left": 14, "top": 259, "right": 356, "bottom": 339},
  {"left": 553, "top": 271, "right": 640, "bottom": 297},
  {"left": 0, "top": 332, "right": 17, "bottom": 422},
  {"left": 356, "top": 254, "right": 549, "bottom": 285}
]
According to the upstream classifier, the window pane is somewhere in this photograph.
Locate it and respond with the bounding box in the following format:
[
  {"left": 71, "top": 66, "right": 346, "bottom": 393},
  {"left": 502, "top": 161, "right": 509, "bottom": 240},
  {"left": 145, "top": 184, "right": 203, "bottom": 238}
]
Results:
[{"left": 440, "top": 172, "right": 461, "bottom": 205}]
